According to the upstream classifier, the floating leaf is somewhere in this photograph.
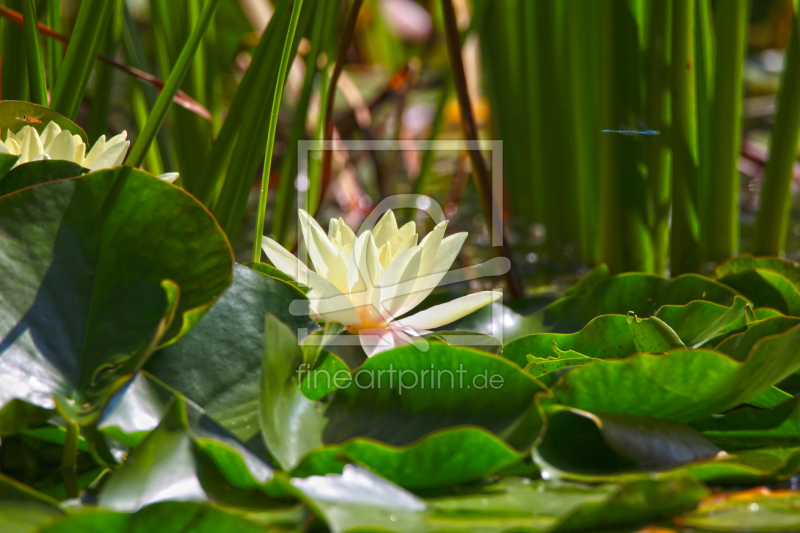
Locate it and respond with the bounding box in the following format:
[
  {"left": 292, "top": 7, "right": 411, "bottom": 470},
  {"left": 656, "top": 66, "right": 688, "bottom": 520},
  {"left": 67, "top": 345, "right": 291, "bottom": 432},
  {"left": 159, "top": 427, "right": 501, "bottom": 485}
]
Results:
[
  {"left": 291, "top": 427, "right": 525, "bottom": 490},
  {"left": 146, "top": 264, "right": 317, "bottom": 443},
  {"left": 322, "top": 344, "right": 545, "bottom": 448},
  {"left": 0, "top": 160, "right": 88, "bottom": 197},
  {"left": 536, "top": 406, "right": 720, "bottom": 477},
  {"left": 551, "top": 323, "right": 800, "bottom": 423},
  {"left": 718, "top": 269, "right": 800, "bottom": 316},
  {"left": 259, "top": 314, "right": 326, "bottom": 471},
  {"left": 0, "top": 168, "right": 232, "bottom": 425}
]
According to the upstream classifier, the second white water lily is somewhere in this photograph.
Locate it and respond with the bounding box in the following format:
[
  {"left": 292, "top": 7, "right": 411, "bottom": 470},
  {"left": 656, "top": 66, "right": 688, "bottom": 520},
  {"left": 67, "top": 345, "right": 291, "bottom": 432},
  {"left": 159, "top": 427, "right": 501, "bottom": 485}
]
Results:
[
  {"left": 262, "top": 209, "right": 502, "bottom": 356},
  {"left": 0, "top": 120, "right": 179, "bottom": 183}
]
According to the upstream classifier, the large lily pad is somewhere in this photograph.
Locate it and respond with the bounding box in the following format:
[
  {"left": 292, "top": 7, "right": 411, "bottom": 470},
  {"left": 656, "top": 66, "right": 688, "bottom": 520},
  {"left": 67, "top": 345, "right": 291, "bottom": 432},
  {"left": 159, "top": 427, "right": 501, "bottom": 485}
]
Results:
[
  {"left": 0, "top": 168, "right": 232, "bottom": 418},
  {"left": 533, "top": 273, "right": 741, "bottom": 334},
  {"left": 291, "top": 426, "right": 525, "bottom": 490},
  {"left": 535, "top": 406, "right": 720, "bottom": 476},
  {"left": 551, "top": 322, "right": 800, "bottom": 423},
  {"left": 321, "top": 344, "right": 545, "bottom": 448},
  {"left": 0, "top": 160, "right": 88, "bottom": 197},
  {"left": 146, "top": 264, "right": 317, "bottom": 443},
  {"left": 97, "top": 396, "right": 283, "bottom": 512}
]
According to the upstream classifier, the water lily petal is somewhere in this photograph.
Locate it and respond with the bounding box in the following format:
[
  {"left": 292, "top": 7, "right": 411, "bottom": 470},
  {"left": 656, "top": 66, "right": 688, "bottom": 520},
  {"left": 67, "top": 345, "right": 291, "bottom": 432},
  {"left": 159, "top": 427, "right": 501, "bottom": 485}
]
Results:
[
  {"left": 358, "top": 327, "right": 421, "bottom": 357},
  {"left": 73, "top": 135, "right": 86, "bottom": 166},
  {"left": 299, "top": 210, "right": 340, "bottom": 277},
  {"left": 377, "top": 246, "right": 422, "bottom": 319},
  {"left": 0, "top": 140, "right": 10, "bottom": 155},
  {"left": 396, "top": 230, "right": 468, "bottom": 316},
  {"left": 377, "top": 242, "right": 392, "bottom": 269},
  {"left": 262, "top": 237, "right": 314, "bottom": 282},
  {"left": 88, "top": 140, "right": 129, "bottom": 171},
  {"left": 328, "top": 218, "right": 338, "bottom": 241},
  {"left": 336, "top": 217, "right": 356, "bottom": 247},
  {"left": 372, "top": 210, "right": 398, "bottom": 248},
  {"left": 4, "top": 137, "right": 20, "bottom": 156},
  {"left": 157, "top": 172, "right": 180, "bottom": 184},
  {"left": 388, "top": 221, "right": 416, "bottom": 253},
  {"left": 40, "top": 121, "right": 61, "bottom": 148},
  {"left": 44, "top": 131, "right": 76, "bottom": 161},
  {"left": 106, "top": 131, "right": 128, "bottom": 148},
  {"left": 418, "top": 220, "right": 448, "bottom": 276},
  {"left": 397, "top": 291, "right": 502, "bottom": 330},
  {"left": 16, "top": 127, "right": 44, "bottom": 166},
  {"left": 83, "top": 135, "right": 106, "bottom": 168},
  {"left": 392, "top": 232, "right": 418, "bottom": 257}
]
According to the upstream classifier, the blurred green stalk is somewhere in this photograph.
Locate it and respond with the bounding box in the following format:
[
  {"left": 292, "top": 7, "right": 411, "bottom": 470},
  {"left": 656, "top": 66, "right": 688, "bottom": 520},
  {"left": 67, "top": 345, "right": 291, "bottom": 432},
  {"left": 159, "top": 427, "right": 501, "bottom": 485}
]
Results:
[
  {"left": 88, "top": 0, "right": 124, "bottom": 143},
  {"left": 127, "top": 0, "right": 221, "bottom": 169},
  {"left": 252, "top": 0, "right": 305, "bottom": 263},
  {"left": 706, "top": 0, "right": 747, "bottom": 263},
  {"left": 45, "top": 0, "right": 62, "bottom": 87},
  {"left": 644, "top": 0, "right": 672, "bottom": 275},
  {"left": 50, "top": 0, "right": 115, "bottom": 119},
  {"left": 21, "top": 0, "right": 48, "bottom": 106},
  {"left": 754, "top": 3, "right": 800, "bottom": 256},
  {"left": 670, "top": 0, "right": 700, "bottom": 274}
]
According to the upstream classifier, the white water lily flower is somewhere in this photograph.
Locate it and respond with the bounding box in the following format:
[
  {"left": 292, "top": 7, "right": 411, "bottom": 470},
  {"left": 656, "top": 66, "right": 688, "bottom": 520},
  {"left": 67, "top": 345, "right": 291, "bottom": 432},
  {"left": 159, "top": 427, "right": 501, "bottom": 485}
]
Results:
[
  {"left": 262, "top": 209, "right": 502, "bottom": 356},
  {"left": 0, "top": 121, "right": 179, "bottom": 183}
]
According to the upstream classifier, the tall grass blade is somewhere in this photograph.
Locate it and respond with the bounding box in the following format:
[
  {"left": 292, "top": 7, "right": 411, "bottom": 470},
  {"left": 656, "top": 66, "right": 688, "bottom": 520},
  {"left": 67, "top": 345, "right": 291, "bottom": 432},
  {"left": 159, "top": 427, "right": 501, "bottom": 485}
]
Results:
[
  {"left": 252, "top": 0, "right": 306, "bottom": 263},
  {"left": 212, "top": 0, "right": 315, "bottom": 242},
  {"left": 670, "top": 0, "right": 700, "bottom": 275},
  {"left": 127, "top": 0, "right": 222, "bottom": 169},
  {"left": 192, "top": 0, "right": 293, "bottom": 207},
  {"left": 21, "top": 0, "right": 48, "bottom": 106},
  {"left": 694, "top": 0, "right": 714, "bottom": 259},
  {"left": 45, "top": 0, "right": 62, "bottom": 86},
  {"left": 707, "top": 0, "right": 748, "bottom": 263},
  {"left": 273, "top": 0, "right": 338, "bottom": 246},
  {"left": 88, "top": 0, "right": 124, "bottom": 143},
  {"left": 644, "top": 0, "right": 672, "bottom": 275},
  {"left": 753, "top": 4, "right": 800, "bottom": 256},
  {"left": 50, "top": 0, "right": 115, "bottom": 119},
  {"left": 2, "top": 0, "right": 29, "bottom": 101}
]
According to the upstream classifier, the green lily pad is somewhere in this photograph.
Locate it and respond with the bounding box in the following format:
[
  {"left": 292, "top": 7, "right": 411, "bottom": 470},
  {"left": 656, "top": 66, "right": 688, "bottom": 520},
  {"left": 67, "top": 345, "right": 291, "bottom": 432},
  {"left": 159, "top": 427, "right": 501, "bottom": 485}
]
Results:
[
  {"left": 0, "top": 101, "right": 87, "bottom": 143},
  {"left": 321, "top": 344, "right": 546, "bottom": 448},
  {"left": 655, "top": 296, "right": 751, "bottom": 348},
  {"left": 535, "top": 406, "right": 720, "bottom": 476},
  {"left": 716, "top": 254, "right": 800, "bottom": 286},
  {"left": 291, "top": 427, "right": 526, "bottom": 490},
  {"left": 692, "top": 396, "right": 800, "bottom": 450},
  {"left": 718, "top": 269, "right": 800, "bottom": 316},
  {"left": 0, "top": 153, "right": 19, "bottom": 183},
  {"left": 0, "top": 160, "right": 88, "bottom": 197},
  {"left": 0, "top": 167, "right": 232, "bottom": 423},
  {"left": 97, "top": 396, "right": 283, "bottom": 512},
  {"left": 146, "top": 264, "right": 317, "bottom": 443},
  {"left": 259, "top": 314, "right": 327, "bottom": 471},
  {"left": 503, "top": 315, "right": 637, "bottom": 368},
  {"left": 534, "top": 272, "right": 741, "bottom": 334},
  {"left": 716, "top": 315, "right": 800, "bottom": 361},
  {"left": 551, "top": 322, "right": 800, "bottom": 423}
]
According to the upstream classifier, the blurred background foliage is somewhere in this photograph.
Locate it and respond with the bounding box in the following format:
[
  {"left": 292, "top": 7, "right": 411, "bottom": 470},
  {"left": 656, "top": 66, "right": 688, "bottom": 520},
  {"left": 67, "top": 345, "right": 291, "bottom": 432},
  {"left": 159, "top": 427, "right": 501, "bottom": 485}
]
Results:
[{"left": 4, "top": 0, "right": 800, "bottom": 294}]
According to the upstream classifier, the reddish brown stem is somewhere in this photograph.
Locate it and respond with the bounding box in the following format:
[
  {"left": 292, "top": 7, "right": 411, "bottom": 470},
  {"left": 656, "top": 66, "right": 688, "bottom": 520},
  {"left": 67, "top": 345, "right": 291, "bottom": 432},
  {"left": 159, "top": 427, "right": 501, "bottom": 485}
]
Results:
[
  {"left": 0, "top": 6, "right": 211, "bottom": 120},
  {"left": 318, "top": 0, "right": 364, "bottom": 214},
  {"left": 440, "top": 0, "right": 523, "bottom": 299}
]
